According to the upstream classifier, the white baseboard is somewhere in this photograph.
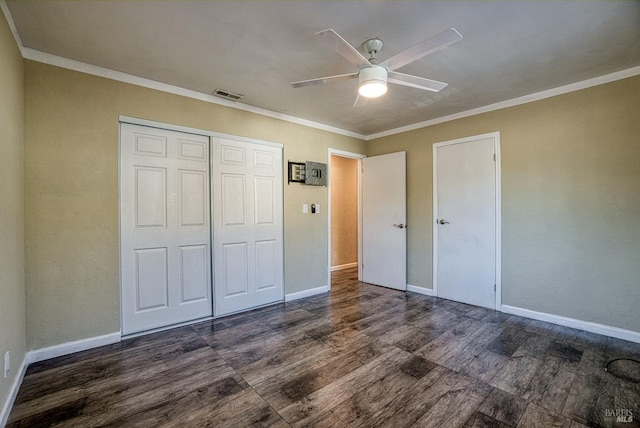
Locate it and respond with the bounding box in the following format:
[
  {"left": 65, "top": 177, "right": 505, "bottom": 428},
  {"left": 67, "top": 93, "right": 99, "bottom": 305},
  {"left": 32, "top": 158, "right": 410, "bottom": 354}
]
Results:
[
  {"left": 407, "top": 284, "right": 435, "bottom": 296},
  {"left": 27, "top": 332, "right": 121, "bottom": 365},
  {"left": 1, "top": 332, "right": 121, "bottom": 425},
  {"left": 285, "top": 285, "right": 329, "bottom": 302},
  {"left": 501, "top": 305, "right": 640, "bottom": 344},
  {"left": 330, "top": 262, "right": 358, "bottom": 272},
  {"left": 0, "top": 353, "right": 28, "bottom": 427}
]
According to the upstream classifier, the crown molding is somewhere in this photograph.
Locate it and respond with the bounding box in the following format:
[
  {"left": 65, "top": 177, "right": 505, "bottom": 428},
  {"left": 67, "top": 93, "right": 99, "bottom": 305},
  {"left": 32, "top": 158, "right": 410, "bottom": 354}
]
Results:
[
  {"left": 367, "top": 65, "right": 640, "bottom": 140},
  {"left": 20, "top": 47, "right": 367, "bottom": 141},
  {"left": 22, "top": 47, "right": 640, "bottom": 142}
]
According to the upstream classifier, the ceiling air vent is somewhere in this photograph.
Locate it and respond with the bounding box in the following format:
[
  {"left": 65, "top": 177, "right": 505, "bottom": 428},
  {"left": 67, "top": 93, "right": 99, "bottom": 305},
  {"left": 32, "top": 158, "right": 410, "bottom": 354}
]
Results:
[{"left": 212, "top": 88, "right": 244, "bottom": 102}]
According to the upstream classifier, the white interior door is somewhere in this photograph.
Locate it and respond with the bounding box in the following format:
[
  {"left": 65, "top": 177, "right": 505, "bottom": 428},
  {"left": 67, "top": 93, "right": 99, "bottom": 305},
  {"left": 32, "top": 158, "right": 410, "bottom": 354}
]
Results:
[
  {"left": 362, "top": 152, "right": 407, "bottom": 290},
  {"left": 212, "top": 138, "right": 284, "bottom": 316},
  {"left": 120, "top": 123, "right": 212, "bottom": 335},
  {"left": 434, "top": 133, "right": 499, "bottom": 309}
]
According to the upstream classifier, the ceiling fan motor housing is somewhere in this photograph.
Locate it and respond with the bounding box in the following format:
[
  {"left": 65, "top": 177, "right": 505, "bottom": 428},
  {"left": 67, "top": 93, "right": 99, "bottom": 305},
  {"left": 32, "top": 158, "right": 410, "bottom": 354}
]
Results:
[{"left": 359, "top": 65, "right": 388, "bottom": 98}]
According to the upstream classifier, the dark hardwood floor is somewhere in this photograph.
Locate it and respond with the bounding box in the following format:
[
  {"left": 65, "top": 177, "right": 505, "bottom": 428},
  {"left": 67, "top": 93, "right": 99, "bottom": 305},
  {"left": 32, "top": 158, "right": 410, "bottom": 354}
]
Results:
[{"left": 8, "top": 268, "right": 640, "bottom": 427}]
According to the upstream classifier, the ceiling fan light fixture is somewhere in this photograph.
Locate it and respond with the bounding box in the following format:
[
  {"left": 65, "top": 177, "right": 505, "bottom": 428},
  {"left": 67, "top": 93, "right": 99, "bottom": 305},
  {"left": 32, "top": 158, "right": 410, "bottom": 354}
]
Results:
[{"left": 358, "top": 65, "right": 388, "bottom": 98}]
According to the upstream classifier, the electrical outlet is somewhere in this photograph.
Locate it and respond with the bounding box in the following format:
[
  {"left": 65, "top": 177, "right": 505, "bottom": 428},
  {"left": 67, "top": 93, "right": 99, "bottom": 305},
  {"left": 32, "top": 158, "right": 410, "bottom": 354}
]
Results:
[
  {"left": 3, "top": 351, "right": 9, "bottom": 378},
  {"left": 302, "top": 204, "right": 308, "bottom": 214}
]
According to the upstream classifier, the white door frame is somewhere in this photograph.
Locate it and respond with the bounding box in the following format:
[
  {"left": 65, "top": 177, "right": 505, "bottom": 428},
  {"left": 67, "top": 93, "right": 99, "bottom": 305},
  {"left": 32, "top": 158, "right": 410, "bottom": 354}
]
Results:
[
  {"left": 328, "top": 148, "right": 366, "bottom": 287},
  {"left": 432, "top": 132, "right": 502, "bottom": 309}
]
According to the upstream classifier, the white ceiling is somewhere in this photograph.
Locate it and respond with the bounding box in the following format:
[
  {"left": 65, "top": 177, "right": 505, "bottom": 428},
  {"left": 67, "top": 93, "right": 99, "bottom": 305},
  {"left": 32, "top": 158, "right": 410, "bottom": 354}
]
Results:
[{"left": 5, "top": 1, "right": 640, "bottom": 137}]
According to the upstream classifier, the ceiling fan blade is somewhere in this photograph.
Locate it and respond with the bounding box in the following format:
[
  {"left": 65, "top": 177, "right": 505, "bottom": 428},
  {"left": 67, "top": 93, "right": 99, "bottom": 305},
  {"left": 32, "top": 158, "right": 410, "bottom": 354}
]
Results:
[
  {"left": 353, "top": 94, "right": 368, "bottom": 108},
  {"left": 290, "top": 72, "right": 358, "bottom": 88},
  {"left": 316, "top": 29, "right": 371, "bottom": 69},
  {"left": 388, "top": 71, "right": 448, "bottom": 92},
  {"left": 380, "top": 28, "right": 462, "bottom": 71}
]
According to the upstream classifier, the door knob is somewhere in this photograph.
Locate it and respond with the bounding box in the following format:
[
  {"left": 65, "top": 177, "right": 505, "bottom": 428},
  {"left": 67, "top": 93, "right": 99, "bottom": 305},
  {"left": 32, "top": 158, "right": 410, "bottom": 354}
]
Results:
[
  {"left": 438, "top": 219, "right": 450, "bottom": 225},
  {"left": 393, "top": 223, "right": 407, "bottom": 229}
]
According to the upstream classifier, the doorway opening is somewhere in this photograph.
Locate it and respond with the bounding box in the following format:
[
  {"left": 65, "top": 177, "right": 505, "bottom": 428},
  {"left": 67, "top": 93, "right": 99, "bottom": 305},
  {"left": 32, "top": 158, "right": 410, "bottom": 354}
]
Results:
[{"left": 328, "top": 150, "right": 365, "bottom": 289}]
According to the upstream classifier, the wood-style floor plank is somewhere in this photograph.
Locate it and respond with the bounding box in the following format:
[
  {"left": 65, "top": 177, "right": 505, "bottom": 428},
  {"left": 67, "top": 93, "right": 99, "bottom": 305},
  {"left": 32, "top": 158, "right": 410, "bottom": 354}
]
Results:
[
  {"left": 477, "top": 387, "right": 529, "bottom": 427},
  {"left": 522, "top": 354, "right": 576, "bottom": 413},
  {"left": 412, "top": 375, "right": 492, "bottom": 428},
  {"left": 369, "top": 364, "right": 462, "bottom": 427},
  {"left": 278, "top": 347, "right": 413, "bottom": 426},
  {"left": 517, "top": 402, "right": 573, "bottom": 428},
  {"left": 252, "top": 331, "right": 393, "bottom": 411},
  {"left": 7, "top": 267, "right": 639, "bottom": 427}
]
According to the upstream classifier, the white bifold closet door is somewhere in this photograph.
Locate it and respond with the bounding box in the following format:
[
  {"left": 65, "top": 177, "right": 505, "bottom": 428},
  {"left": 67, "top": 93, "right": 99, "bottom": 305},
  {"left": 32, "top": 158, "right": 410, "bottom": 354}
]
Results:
[
  {"left": 120, "top": 123, "right": 212, "bottom": 335},
  {"left": 212, "top": 138, "right": 284, "bottom": 316}
]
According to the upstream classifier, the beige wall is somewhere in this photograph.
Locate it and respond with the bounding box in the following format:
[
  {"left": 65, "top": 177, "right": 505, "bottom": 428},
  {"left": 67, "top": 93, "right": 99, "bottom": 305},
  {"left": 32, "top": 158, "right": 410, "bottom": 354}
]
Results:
[
  {"left": 24, "top": 60, "right": 365, "bottom": 349},
  {"left": 368, "top": 75, "right": 640, "bottom": 332},
  {"left": 0, "top": 10, "right": 26, "bottom": 415},
  {"left": 330, "top": 155, "right": 358, "bottom": 267}
]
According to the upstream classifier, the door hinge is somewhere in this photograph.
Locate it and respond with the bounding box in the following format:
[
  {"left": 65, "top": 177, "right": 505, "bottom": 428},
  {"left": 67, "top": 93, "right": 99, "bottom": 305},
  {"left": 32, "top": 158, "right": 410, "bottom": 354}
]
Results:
[
  {"left": 493, "top": 153, "right": 496, "bottom": 162},
  {"left": 494, "top": 284, "right": 496, "bottom": 292}
]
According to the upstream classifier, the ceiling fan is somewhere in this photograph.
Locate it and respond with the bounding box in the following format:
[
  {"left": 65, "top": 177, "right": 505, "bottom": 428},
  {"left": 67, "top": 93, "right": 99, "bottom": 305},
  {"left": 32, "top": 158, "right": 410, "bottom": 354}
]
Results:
[{"left": 290, "top": 28, "right": 462, "bottom": 107}]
